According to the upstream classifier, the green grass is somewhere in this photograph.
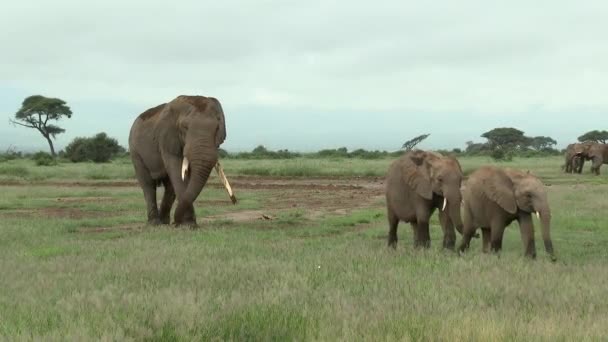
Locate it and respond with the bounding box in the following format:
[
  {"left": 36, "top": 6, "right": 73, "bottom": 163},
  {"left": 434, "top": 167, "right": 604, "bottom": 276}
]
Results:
[
  {"left": 1, "top": 157, "right": 608, "bottom": 340},
  {"left": 1, "top": 156, "right": 608, "bottom": 185}
]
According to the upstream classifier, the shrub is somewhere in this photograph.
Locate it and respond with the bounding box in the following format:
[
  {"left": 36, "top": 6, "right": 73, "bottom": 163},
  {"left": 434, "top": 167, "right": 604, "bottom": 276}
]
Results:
[
  {"left": 64, "top": 133, "right": 125, "bottom": 163},
  {"left": 218, "top": 148, "right": 229, "bottom": 158},
  {"left": 64, "top": 137, "right": 89, "bottom": 162},
  {"left": 32, "top": 152, "right": 57, "bottom": 166},
  {"left": 490, "top": 148, "right": 513, "bottom": 161}
]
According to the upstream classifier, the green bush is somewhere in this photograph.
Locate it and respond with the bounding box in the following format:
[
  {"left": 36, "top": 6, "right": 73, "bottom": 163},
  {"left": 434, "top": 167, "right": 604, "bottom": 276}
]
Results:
[
  {"left": 230, "top": 145, "right": 301, "bottom": 159},
  {"left": 32, "top": 152, "right": 57, "bottom": 166},
  {"left": 64, "top": 133, "right": 125, "bottom": 163},
  {"left": 490, "top": 149, "right": 514, "bottom": 161}
]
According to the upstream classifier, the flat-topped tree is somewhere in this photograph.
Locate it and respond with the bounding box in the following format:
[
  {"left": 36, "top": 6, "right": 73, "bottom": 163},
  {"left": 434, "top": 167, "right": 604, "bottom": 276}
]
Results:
[
  {"left": 11, "top": 95, "right": 73, "bottom": 157},
  {"left": 578, "top": 130, "right": 608, "bottom": 144}
]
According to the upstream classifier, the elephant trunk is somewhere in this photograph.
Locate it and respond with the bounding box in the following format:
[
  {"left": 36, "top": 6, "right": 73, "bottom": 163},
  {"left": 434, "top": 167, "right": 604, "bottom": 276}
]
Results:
[
  {"left": 182, "top": 143, "right": 218, "bottom": 205},
  {"left": 538, "top": 206, "right": 555, "bottom": 260},
  {"left": 445, "top": 190, "right": 464, "bottom": 235}
]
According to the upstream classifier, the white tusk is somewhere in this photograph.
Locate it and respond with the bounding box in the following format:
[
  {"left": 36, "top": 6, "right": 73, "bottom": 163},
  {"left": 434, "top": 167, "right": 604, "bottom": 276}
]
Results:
[
  {"left": 215, "top": 161, "right": 237, "bottom": 204},
  {"left": 535, "top": 212, "right": 540, "bottom": 220},
  {"left": 442, "top": 198, "right": 447, "bottom": 211},
  {"left": 181, "top": 157, "right": 189, "bottom": 181}
]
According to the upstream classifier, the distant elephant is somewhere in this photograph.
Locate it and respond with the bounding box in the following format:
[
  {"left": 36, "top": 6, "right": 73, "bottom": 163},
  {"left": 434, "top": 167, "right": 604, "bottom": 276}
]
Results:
[
  {"left": 563, "top": 142, "right": 594, "bottom": 174},
  {"left": 589, "top": 143, "right": 608, "bottom": 175},
  {"left": 129, "top": 95, "right": 226, "bottom": 226},
  {"left": 385, "top": 150, "right": 466, "bottom": 249},
  {"left": 458, "top": 166, "right": 555, "bottom": 260}
]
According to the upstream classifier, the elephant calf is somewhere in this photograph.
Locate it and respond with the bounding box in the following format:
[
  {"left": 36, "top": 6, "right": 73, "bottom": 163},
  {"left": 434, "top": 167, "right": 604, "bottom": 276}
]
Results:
[
  {"left": 458, "top": 166, "right": 556, "bottom": 260},
  {"left": 129, "top": 95, "right": 227, "bottom": 226},
  {"left": 385, "top": 150, "right": 465, "bottom": 249}
]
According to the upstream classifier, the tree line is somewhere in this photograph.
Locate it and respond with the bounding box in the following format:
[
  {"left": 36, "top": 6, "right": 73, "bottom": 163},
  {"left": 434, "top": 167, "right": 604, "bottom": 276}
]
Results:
[{"left": 6, "top": 95, "right": 608, "bottom": 163}]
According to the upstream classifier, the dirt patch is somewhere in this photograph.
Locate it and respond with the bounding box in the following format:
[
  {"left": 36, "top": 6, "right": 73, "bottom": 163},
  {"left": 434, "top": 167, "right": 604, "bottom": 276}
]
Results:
[{"left": 55, "top": 197, "right": 116, "bottom": 203}]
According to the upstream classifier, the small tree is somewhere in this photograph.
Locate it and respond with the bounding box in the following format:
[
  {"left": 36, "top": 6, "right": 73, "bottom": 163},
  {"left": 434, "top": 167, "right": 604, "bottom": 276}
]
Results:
[
  {"left": 578, "top": 130, "right": 608, "bottom": 144},
  {"left": 528, "top": 136, "right": 557, "bottom": 151},
  {"left": 11, "top": 95, "right": 73, "bottom": 157},
  {"left": 481, "top": 127, "right": 531, "bottom": 161},
  {"left": 402, "top": 134, "right": 430, "bottom": 151}
]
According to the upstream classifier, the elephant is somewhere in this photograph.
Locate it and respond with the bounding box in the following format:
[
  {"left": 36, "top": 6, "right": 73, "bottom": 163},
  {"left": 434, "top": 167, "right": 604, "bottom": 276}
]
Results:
[
  {"left": 385, "top": 150, "right": 466, "bottom": 250},
  {"left": 129, "top": 95, "right": 226, "bottom": 226},
  {"left": 589, "top": 143, "right": 608, "bottom": 175},
  {"left": 458, "top": 166, "right": 556, "bottom": 260},
  {"left": 563, "top": 142, "right": 594, "bottom": 174}
]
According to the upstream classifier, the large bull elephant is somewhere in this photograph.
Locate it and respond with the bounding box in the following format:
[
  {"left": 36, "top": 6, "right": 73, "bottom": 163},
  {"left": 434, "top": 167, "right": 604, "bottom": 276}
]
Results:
[
  {"left": 129, "top": 95, "right": 226, "bottom": 226},
  {"left": 385, "top": 150, "right": 466, "bottom": 250},
  {"left": 458, "top": 166, "right": 556, "bottom": 260},
  {"left": 589, "top": 143, "right": 608, "bottom": 175}
]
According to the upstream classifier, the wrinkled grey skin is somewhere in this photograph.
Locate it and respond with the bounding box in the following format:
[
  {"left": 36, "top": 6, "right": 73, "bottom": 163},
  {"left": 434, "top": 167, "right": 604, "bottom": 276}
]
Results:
[
  {"left": 385, "top": 150, "right": 466, "bottom": 250},
  {"left": 129, "top": 95, "right": 226, "bottom": 226},
  {"left": 589, "top": 143, "right": 608, "bottom": 175},
  {"left": 458, "top": 166, "right": 556, "bottom": 261}
]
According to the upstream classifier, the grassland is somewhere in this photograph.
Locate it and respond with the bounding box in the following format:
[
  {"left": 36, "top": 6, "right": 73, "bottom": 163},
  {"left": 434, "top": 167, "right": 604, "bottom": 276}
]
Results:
[{"left": 1, "top": 156, "right": 608, "bottom": 340}]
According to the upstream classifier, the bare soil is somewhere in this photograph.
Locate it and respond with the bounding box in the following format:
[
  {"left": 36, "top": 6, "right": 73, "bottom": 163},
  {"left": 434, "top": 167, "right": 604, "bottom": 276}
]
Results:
[{"left": 1, "top": 177, "right": 387, "bottom": 233}]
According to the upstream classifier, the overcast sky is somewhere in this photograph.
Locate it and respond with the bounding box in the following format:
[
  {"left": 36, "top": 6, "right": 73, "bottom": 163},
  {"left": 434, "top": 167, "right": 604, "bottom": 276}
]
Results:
[{"left": 1, "top": 1, "right": 607, "bottom": 152}]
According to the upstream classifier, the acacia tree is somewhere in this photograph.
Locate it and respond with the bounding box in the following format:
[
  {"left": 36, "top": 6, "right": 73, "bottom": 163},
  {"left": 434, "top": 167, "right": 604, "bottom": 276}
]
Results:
[
  {"left": 529, "top": 136, "right": 558, "bottom": 151},
  {"left": 402, "top": 133, "right": 430, "bottom": 151},
  {"left": 578, "top": 130, "right": 608, "bottom": 144},
  {"left": 481, "top": 128, "right": 529, "bottom": 150},
  {"left": 11, "top": 95, "right": 73, "bottom": 157}
]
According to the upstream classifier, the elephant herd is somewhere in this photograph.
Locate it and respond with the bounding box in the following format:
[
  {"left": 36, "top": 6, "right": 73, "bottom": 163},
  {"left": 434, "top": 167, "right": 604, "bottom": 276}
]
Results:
[
  {"left": 386, "top": 150, "right": 555, "bottom": 261},
  {"left": 563, "top": 141, "right": 608, "bottom": 175},
  {"left": 128, "top": 95, "right": 570, "bottom": 261}
]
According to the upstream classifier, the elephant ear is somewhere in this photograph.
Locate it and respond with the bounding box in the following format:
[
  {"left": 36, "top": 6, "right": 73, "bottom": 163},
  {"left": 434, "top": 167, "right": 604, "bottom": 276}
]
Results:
[
  {"left": 402, "top": 167, "right": 433, "bottom": 200},
  {"left": 481, "top": 173, "right": 517, "bottom": 214},
  {"left": 402, "top": 152, "right": 433, "bottom": 200},
  {"left": 210, "top": 97, "right": 227, "bottom": 147}
]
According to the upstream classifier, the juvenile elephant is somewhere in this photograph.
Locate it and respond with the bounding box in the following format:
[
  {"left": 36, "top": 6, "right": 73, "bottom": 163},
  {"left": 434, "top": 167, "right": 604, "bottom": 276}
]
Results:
[
  {"left": 588, "top": 143, "right": 608, "bottom": 175},
  {"left": 129, "top": 95, "right": 226, "bottom": 226},
  {"left": 385, "top": 150, "right": 465, "bottom": 249},
  {"left": 458, "top": 166, "right": 556, "bottom": 260}
]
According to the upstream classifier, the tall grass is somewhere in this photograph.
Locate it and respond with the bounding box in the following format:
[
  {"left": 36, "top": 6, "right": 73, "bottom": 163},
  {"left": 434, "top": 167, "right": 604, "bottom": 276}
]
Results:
[{"left": 1, "top": 158, "right": 608, "bottom": 339}]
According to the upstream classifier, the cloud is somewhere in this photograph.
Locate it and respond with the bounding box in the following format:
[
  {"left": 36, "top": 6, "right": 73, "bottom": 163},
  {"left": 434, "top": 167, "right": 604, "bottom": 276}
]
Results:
[{"left": 1, "top": 1, "right": 608, "bottom": 151}]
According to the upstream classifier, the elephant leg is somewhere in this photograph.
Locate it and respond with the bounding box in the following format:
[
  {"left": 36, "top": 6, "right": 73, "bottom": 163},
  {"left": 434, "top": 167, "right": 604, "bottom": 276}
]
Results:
[
  {"left": 132, "top": 154, "right": 160, "bottom": 225},
  {"left": 518, "top": 215, "right": 537, "bottom": 259},
  {"left": 490, "top": 221, "right": 506, "bottom": 254},
  {"left": 410, "top": 223, "right": 418, "bottom": 246},
  {"left": 439, "top": 211, "right": 456, "bottom": 250},
  {"left": 415, "top": 219, "right": 431, "bottom": 249},
  {"left": 387, "top": 210, "right": 399, "bottom": 248},
  {"left": 159, "top": 178, "right": 176, "bottom": 225},
  {"left": 481, "top": 228, "right": 491, "bottom": 253},
  {"left": 163, "top": 155, "right": 197, "bottom": 226}
]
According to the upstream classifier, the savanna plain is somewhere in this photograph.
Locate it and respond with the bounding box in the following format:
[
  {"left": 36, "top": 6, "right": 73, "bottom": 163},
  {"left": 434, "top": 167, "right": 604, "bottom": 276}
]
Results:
[{"left": 1, "top": 156, "right": 608, "bottom": 341}]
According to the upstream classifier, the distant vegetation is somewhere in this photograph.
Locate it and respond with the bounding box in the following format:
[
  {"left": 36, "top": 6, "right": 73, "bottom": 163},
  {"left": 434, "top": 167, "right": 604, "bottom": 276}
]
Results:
[
  {"left": 2, "top": 127, "right": 606, "bottom": 165},
  {"left": 63, "top": 133, "right": 125, "bottom": 163}
]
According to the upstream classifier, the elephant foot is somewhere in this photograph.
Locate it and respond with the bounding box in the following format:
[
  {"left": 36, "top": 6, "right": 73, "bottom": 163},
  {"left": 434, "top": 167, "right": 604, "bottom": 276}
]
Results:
[
  {"left": 414, "top": 241, "right": 431, "bottom": 249},
  {"left": 147, "top": 218, "right": 163, "bottom": 226},
  {"left": 174, "top": 220, "right": 198, "bottom": 228},
  {"left": 159, "top": 216, "right": 171, "bottom": 225}
]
